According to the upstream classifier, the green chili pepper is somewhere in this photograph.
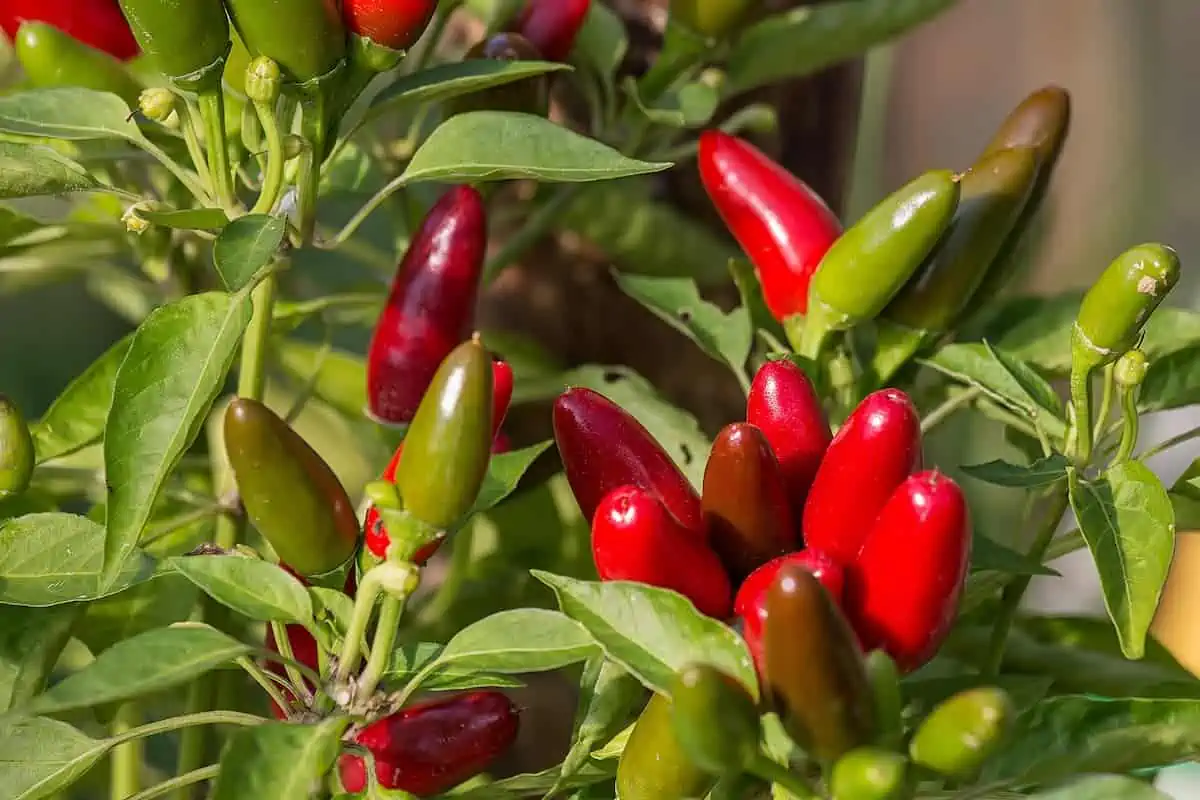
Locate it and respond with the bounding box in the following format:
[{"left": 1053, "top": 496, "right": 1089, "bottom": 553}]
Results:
[
  {"left": 668, "top": 664, "right": 760, "bottom": 776},
  {"left": 617, "top": 693, "right": 715, "bottom": 800},
  {"left": 223, "top": 398, "right": 360, "bottom": 577},
  {"left": 0, "top": 395, "right": 34, "bottom": 500},
  {"left": 118, "top": 0, "right": 230, "bottom": 91},
  {"left": 225, "top": 0, "right": 346, "bottom": 86},
  {"left": 864, "top": 650, "right": 903, "bottom": 750},
  {"left": 14, "top": 22, "right": 143, "bottom": 106},
  {"left": 830, "top": 748, "right": 908, "bottom": 800},
  {"left": 395, "top": 336, "right": 494, "bottom": 530},
  {"left": 909, "top": 687, "right": 1013, "bottom": 781},
  {"left": 797, "top": 170, "right": 960, "bottom": 359}
]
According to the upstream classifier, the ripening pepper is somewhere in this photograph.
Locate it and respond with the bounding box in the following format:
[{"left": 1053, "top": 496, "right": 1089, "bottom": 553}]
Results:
[
  {"left": 763, "top": 565, "right": 875, "bottom": 765},
  {"left": 735, "top": 550, "right": 843, "bottom": 679},
  {"left": 513, "top": 0, "right": 590, "bottom": 63},
  {"left": 343, "top": 0, "right": 436, "bottom": 53},
  {"left": 800, "top": 171, "right": 960, "bottom": 358},
  {"left": 617, "top": 692, "right": 715, "bottom": 800},
  {"left": 117, "top": 0, "right": 230, "bottom": 91},
  {"left": 1, "top": 0, "right": 139, "bottom": 61},
  {"left": 0, "top": 395, "right": 34, "bottom": 500},
  {"left": 367, "top": 186, "right": 487, "bottom": 425},
  {"left": 225, "top": 0, "right": 345, "bottom": 85},
  {"left": 339, "top": 691, "right": 520, "bottom": 796},
  {"left": 224, "top": 398, "right": 360, "bottom": 577},
  {"left": 451, "top": 33, "right": 549, "bottom": 118},
  {"left": 909, "top": 687, "right": 1013, "bottom": 781},
  {"left": 668, "top": 664, "right": 760, "bottom": 776},
  {"left": 592, "top": 485, "right": 732, "bottom": 618},
  {"left": 745, "top": 359, "right": 831, "bottom": 522},
  {"left": 702, "top": 422, "right": 797, "bottom": 583},
  {"left": 698, "top": 131, "right": 842, "bottom": 322},
  {"left": 554, "top": 387, "right": 704, "bottom": 534},
  {"left": 846, "top": 471, "right": 970, "bottom": 672},
  {"left": 830, "top": 748, "right": 908, "bottom": 800},
  {"left": 669, "top": 0, "right": 755, "bottom": 40},
  {"left": 802, "top": 389, "right": 922, "bottom": 566},
  {"left": 14, "top": 21, "right": 142, "bottom": 106}
]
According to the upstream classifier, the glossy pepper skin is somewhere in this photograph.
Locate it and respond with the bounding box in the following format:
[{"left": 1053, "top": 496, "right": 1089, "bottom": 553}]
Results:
[
  {"left": 763, "top": 565, "right": 875, "bottom": 765},
  {"left": 224, "top": 398, "right": 360, "bottom": 577},
  {"left": 830, "top": 748, "right": 908, "bottom": 800},
  {"left": 702, "top": 423, "right": 797, "bottom": 583},
  {"left": 513, "top": 0, "right": 590, "bottom": 62},
  {"left": 14, "top": 22, "right": 142, "bottom": 106},
  {"left": 0, "top": 395, "right": 34, "bottom": 500},
  {"left": 225, "top": 0, "right": 345, "bottom": 85},
  {"left": 669, "top": 664, "right": 759, "bottom": 776},
  {"left": 745, "top": 359, "right": 831, "bottom": 521},
  {"left": 1, "top": 0, "right": 139, "bottom": 61},
  {"left": 909, "top": 687, "right": 1013, "bottom": 781},
  {"left": 554, "top": 387, "right": 703, "bottom": 534},
  {"left": 847, "top": 471, "right": 970, "bottom": 672},
  {"left": 117, "top": 0, "right": 229, "bottom": 90},
  {"left": 699, "top": 131, "right": 842, "bottom": 321},
  {"left": 367, "top": 186, "right": 487, "bottom": 425},
  {"left": 453, "top": 33, "right": 549, "bottom": 118},
  {"left": 617, "top": 692, "right": 715, "bottom": 800},
  {"left": 339, "top": 691, "right": 519, "bottom": 796},
  {"left": 343, "top": 0, "right": 436, "bottom": 52},
  {"left": 670, "top": 0, "right": 755, "bottom": 39},
  {"left": 592, "top": 485, "right": 731, "bottom": 618},
  {"left": 803, "top": 389, "right": 922, "bottom": 566}
]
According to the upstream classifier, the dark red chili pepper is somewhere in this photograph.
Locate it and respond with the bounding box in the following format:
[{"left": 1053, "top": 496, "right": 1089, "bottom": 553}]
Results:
[
  {"left": 698, "top": 131, "right": 842, "bottom": 321},
  {"left": 513, "top": 0, "right": 591, "bottom": 63},
  {"left": 745, "top": 359, "right": 831, "bottom": 523},
  {"left": 846, "top": 471, "right": 970, "bottom": 672},
  {"left": 802, "top": 389, "right": 921, "bottom": 566},
  {"left": 702, "top": 422, "right": 797, "bottom": 583},
  {"left": 554, "top": 387, "right": 703, "bottom": 534},
  {"left": 1, "top": 0, "right": 139, "bottom": 61},
  {"left": 339, "top": 691, "right": 519, "bottom": 796},
  {"left": 343, "top": 0, "right": 436, "bottom": 52},
  {"left": 735, "top": 550, "right": 844, "bottom": 679},
  {"left": 592, "top": 485, "right": 731, "bottom": 618},
  {"left": 263, "top": 622, "right": 319, "bottom": 720},
  {"left": 367, "top": 186, "right": 487, "bottom": 425}
]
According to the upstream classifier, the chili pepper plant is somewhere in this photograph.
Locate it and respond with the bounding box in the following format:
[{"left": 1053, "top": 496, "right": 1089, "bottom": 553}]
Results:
[{"left": 0, "top": 1, "right": 1197, "bottom": 799}]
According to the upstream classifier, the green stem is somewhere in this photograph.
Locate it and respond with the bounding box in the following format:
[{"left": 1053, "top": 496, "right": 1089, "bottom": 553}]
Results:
[
  {"left": 1113, "top": 386, "right": 1140, "bottom": 465},
  {"left": 236, "top": 655, "right": 294, "bottom": 714},
  {"left": 297, "top": 93, "right": 328, "bottom": 243},
  {"left": 747, "top": 753, "right": 817, "bottom": 799},
  {"left": 269, "top": 621, "right": 311, "bottom": 704},
  {"left": 1069, "top": 361, "right": 1094, "bottom": 465},
  {"left": 335, "top": 568, "right": 384, "bottom": 684},
  {"left": 173, "top": 684, "right": 211, "bottom": 800},
  {"left": 357, "top": 593, "right": 406, "bottom": 699},
  {"left": 112, "top": 711, "right": 265, "bottom": 747},
  {"left": 176, "top": 100, "right": 213, "bottom": 194},
  {"left": 111, "top": 703, "right": 142, "bottom": 799},
  {"left": 980, "top": 485, "right": 1071, "bottom": 677},
  {"left": 636, "top": 23, "right": 707, "bottom": 105},
  {"left": 1092, "top": 363, "right": 1116, "bottom": 446},
  {"left": 237, "top": 271, "right": 279, "bottom": 399},
  {"left": 251, "top": 98, "right": 286, "bottom": 215},
  {"left": 482, "top": 185, "right": 581, "bottom": 282},
  {"left": 921, "top": 387, "right": 983, "bottom": 435},
  {"left": 137, "top": 136, "right": 213, "bottom": 205},
  {"left": 197, "top": 90, "right": 236, "bottom": 212},
  {"left": 126, "top": 767, "right": 220, "bottom": 800},
  {"left": 325, "top": 172, "right": 407, "bottom": 248},
  {"left": 1138, "top": 423, "right": 1200, "bottom": 461}
]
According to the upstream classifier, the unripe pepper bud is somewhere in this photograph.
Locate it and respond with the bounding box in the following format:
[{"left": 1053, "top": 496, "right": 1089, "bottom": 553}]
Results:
[
  {"left": 118, "top": 0, "right": 231, "bottom": 92},
  {"left": 513, "top": 0, "right": 591, "bottom": 63},
  {"left": 281, "top": 134, "right": 308, "bottom": 161},
  {"left": 669, "top": 664, "right": 760, "bottom": 776},
  {"left": 244, "top": 55, "right": 282, "bottom": 105},
  {"left": 670, "top": 0, "right": 755, "bottom": 40},
  {"left": 452, "top": 33, "right": 549, "bottom": 118},
  {"left": 225, "top": 0, "right": 345, "bottom": 85},
  {"left": 138, "top": 87, "right": 176, "bottom": 123},
  {"left": 1115, "top": 349, "right": 1148, "bottom": 388},
  {"left": 0, "top": 395, "right": 34, "bottom": 500},
  {"left": 343, "top": 0, "right": 436, "bottom": 53},
  {"left": 802, "top": 389, "right": 922, "bottom": 566},
  {"left": 830, "top": 747, "right": 908, "bottom": 800},
  {"left": 909, "top": 687, "right": 1013, "bottom": 781},
  {"left": 2, "top": 0, "right": 139, "bottom": 61},
  {"left": 14, "top": 21, "right": 143, "bottom": 106},
  {"left": 617, "top": 692, "right": 715, "bottom": 800}
]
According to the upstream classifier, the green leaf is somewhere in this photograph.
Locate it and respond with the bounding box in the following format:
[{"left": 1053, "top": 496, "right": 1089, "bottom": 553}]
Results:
[
  {"left": 401, "top": 112, "right": 671, "bottom": 184},
  {"left": 1029, "top": 776, "right": 1169, "bottom": 799},
  {"left": 554, "top": 658, "right": 645, "bottom": 794},
  {"left": 972, "top": 534, "right": 1058, "bottom": 577},
  {"left": 613, "top": 273, "right": 752, "bottom": 382},
  {"left": 985, "top": 340, "right": 1064, "bottom": 416},
  {"left": 272, "top": 294, "right": 382, "bottom": 333},
  {"left": 472, "top": 441, "right": 552, "bottom": 514},
  {"left": 169, "top": 556, "right": 312, "bottom": 624},
  {"left": 74, "top": 573, "right": 198, "bottom": 655},
  {"left": 0, "top": 88, "right": 140, "bottom": 141},
  {"left": 0, "top": 605, "right": 81, "bottom": 712},
  {"left": 103, "top": 291, "right": 252, "bottom": 582},
  {"left": 573, "top": 2, "right": 628, "bottom": 79},
  {"left": 1069, "top": 462, "right": 1176, "bottom": 660},
  {"left": 963, "top": 454, "right": 1071, "bottom": 488},
  {"left": 384, "top": 642, "right": 523, "bottom": 692},
  {"left": 452, "top": 763, "right": 614, "bottom": 800},
  {"left": 427, "top": 609, "right": 597, "bottom": 678},
  {"left": 136, "top": 206, "right": 229, "bottom": 231},
  {"left": 0, "top": 142, "right": 100, "bottom": 199},
  {"left": 0, "top": 716, "right": 109, "bottom": 800},
  {"left": 212, "top": 214, "right": 287, "bottom": 292},
  {"left": 275, "top": 340, "right": 367, "bottom": 419},
  {"left": 728, "top": 258, "right": 788, "bottom": 345},
  {"left": 211, "top": 718, "right": 349, "bottom": 800},
  {"left": 0, "top": 513, "right": 157, "bottom": 606},
  {"left": 726, "top": 0, "right": 957, "bottom": 95},
  {"left": 20, "top": 624, "right": 249, "bottom": 716},
  {"left": 1139, "top": 346, "right": 1200, "bottom": 412},
  {"left": 533, "top": 571, "right": 757, "bottom": 698},
  {"left": 623, "top": 78, "right": 719, "bottom": 129},
  {"left": 31, "top": 335, "right": 132, "bottom": 463},
  {"left": 367, "top": 60, "right": 570, "bottom": 118}
]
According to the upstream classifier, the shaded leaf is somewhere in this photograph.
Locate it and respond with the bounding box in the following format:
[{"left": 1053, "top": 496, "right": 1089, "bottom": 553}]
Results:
[
  {"left": 212, "top": 214, "right": 286, "bottom": 292},
  {"left": 472, "top": 442, "right": 553, "bottom": 514},
  {"left": 964, "top": 454, "right": 1070, "bottom": 488},
  {"left": 210, "top": 718, "right": 349, "bottom": 800},
  {"left": 0, "top": 716, "right": 108, "bottom": 800},
  {"left": 1139, "top": 346, "right": 1200, "bottom": 413},
  {"left": 31, "top": 335, "right": 132, "bottom": 464},
  {"left": 0, "top": 605, "right": 81, "bottom": 712}
]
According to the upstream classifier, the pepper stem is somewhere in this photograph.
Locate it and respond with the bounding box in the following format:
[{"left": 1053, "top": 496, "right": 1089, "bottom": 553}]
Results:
[
  {"left": 250, "top": 98, "right": 286, "bottom": 215},
  {"left": 747, "top": 753, "right": 818, "bottom": 799},
  {"left": 197, "top": 89, "right": 237, "bottom": 212},
  {"left": 335, "top": 567, "right": 384, "bottom": 685},
  {"left": 110, "top": 703, "right": 143, "bottom": 799},
  {"left": 297, "top": 93, "right": 329, "bottom": 243},
  {"left": 1113, "top": 385, "right": 1140, "bottom": 465},
  {"left": 1068, "top": 360, "right": 1094, "bottom": 466}
]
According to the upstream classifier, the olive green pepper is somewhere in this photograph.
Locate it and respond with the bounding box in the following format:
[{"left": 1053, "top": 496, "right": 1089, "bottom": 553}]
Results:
[
  {"left": 223, "top": 398, "right": 359, "bottom": 577},
  {"left": 763, "top": 564, "right": 875, "bottom": 765},
  {"left": 830, "top": 748, "right": 908, "bottom": 800},
  {"left": 395, "top": 336, "right": 494, "bottom": 530},
  {"left": 864, "top": 650, "right": 903, "bottom": 750},
  {"left": 450, "top": 33, "right": 549, "bottom": 118},
  {"left": 669, "top": 664, "right": 760, "bottom": 776},
  {"left": 14, "top": 22, "right": 143, "bottom": 107},
  {"left": 909, "top": 687, "right": 1013, "bottom": 781},
  {"left": 0, "top": 395, "right": 34, "bottom": 500},
  {"left": 670, "top": 0, "right": 756, "bottom": 40},
  {"left": 617, "top": 693, "right": 715, "bottom": 800},
  {"left": 797, "top": 170, "right": 960, "bottom": 359},
  {"left": 118, "top": 0, "right": 231, "bottom": 91},
  {"left": 225, "top": 0, "right": 346, "bottom": 86}
]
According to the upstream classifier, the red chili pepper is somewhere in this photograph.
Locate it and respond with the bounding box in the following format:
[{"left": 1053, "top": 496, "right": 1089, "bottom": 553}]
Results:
[
  {"left": 592, "top": 485, "right": 731, "bottom": 618},
  {"left": 554, "top": 387, "right": 703, "bottom": 534},
  {"left": 1, "top": 0, "right": 139, "bottom": 60},
  {"left": 698, "top": 131, "right": 842, "bottom": 321},
  {"left": 367, "top": 186, "right": 487, "bottom": 425},
  {"left": 263, "top": 622, "right": 319, "bottom": 720},
  {"left": 513, "top": 0, "right": 590, "bottom": 62},
  {"left": 702, "top": 422, "right": 797, "bottom": 583},
  {"left": 746, "top": 359, "right": 831, "bottom": 523},
  {"left": 339, "top": 691, "right": 519, "bottom": 796},
  {"left": 735, "top": 550, "right": 844, "bottom": 679},
  {"left": 342, "top": 0, "right": 436, "bottom": 51},
  {"left": 846, "top": 471, "right": 970, "bottom": 672},
  {"left": 802, "top": 389, "right": 922, "bottom": 566}
]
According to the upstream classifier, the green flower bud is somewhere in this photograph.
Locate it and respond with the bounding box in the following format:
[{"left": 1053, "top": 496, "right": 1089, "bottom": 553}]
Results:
[{"left": 245, "top": 56, "right": 282, "bottom": 105}]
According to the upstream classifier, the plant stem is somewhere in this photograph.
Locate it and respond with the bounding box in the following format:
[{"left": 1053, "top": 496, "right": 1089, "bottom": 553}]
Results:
[
  {"left": 198, "top": 90, "right": 236, "bottom": 212},
  {"left": 1138, "top": 423, "right": 1200, "bottom": 461},
  {"left": 111, "top": 711, "right": 265, "bottom": 746},
  {"left": 1113, "top": 386, "right": 1140, "bottom": 465},
  {"left": 921, "top": 387, "right": 982, "bottom": 435},
  {"left": 126, "top": 767, "right": 221, "bottom": 800},
  {"left": 357, "top": 593, "right": 406, "bottom": 699},
  {"left": 1091, "top": 363, "right": 1115, "bottom": 446},
  {"left": 748, "top": 753, "right": 817, "bottom": 799},
  {"left": 1069, "top": 362, "right": 1093, "bottom": 465},
  {"left": 482, "top": 185, "right": 581, "bottom": 282},
  {"left": 269, "top": 620, "right": 311, "bottom": 704},
  {"left": 237, "top": 271, "right": 279, "bottom": 399},
  {"left": 251, "top": 97, "right": 286, "bottom": 215},
  {"left": 176, "top": 100, "right": 213, "bottom": 194},
  {"left": 173, "top": 683, "right": 211, "bottom": 800},
  {"left": 136, "top": 138, "right": 213, "bottom": 205},
  {"left": 297, "top": 93, "right": 328, "bottom": 243},
  {"left": 111, "top": 703, "right": 142, "bottom": 799},
  {"left": 336, "top": 568, "right": 384, "bottom": 684},
  {"left": 237, "top": 656, "right": 293, "bottom": 714}
]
